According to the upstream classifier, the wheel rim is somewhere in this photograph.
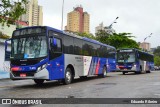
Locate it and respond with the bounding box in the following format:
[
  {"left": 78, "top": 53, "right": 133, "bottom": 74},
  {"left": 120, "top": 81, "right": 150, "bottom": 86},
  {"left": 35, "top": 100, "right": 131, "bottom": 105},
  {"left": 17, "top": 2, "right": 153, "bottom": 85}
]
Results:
[
  {"left": 103, "top": 67, "right": 107, "bottom": 76},
  {"left": 66, "top": 71, "right": 71, "bottom": 82},
  {"left": 104, "top": 70, "right": 106, "bottom": 76}
]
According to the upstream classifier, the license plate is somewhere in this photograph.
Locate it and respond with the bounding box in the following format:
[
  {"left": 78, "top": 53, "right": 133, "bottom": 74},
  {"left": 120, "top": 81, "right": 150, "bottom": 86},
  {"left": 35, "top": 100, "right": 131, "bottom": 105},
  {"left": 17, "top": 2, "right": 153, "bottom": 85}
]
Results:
[
  {"left": 20, "top": 73, "right": 26, "bottom": 77},
  {"left": 124, "top": 69, "right": 127, "bottom": 70}
]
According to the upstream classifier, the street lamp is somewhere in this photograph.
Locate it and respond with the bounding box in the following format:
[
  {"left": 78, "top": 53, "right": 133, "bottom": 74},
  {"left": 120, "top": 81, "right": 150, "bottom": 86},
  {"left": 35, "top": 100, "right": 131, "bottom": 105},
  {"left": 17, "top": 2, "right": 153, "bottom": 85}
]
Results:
[
  {"left": 144, "top": 33, "right": 152, "bottom": 42},
  {"left": 143, "top": 33, "right": 152, "bottom": 51},
  {"left": 104, "top": 17, "right": 119, "bottom": 34},
  {"left": 108, "top": 17, "right": 119, "bottom": 28},
  {"left": 61, "top": 0, "right": 64, "bottom": 30}
]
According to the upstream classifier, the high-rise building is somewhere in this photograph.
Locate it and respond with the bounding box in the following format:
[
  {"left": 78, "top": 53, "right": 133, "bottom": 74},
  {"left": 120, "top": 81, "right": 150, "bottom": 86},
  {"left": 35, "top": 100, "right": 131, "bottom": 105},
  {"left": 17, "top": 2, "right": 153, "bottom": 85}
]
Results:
[
  {"left": 139, "top": 42, "right": 151, "bottom": 51},
  {"left": 95, "top": 22, "right": 104, "bottom": 34},
  {"left": 83, "top": 12, "right": 90, "bottom": 33},
  {"left": 20, "top": 0, "right": 43, "bottom": 26},
  {"left": 66, "top": 5, "right": 90, "bottom": 33},
  {"left": 95, "top": 22, "right": 115, "bottom": 35}
]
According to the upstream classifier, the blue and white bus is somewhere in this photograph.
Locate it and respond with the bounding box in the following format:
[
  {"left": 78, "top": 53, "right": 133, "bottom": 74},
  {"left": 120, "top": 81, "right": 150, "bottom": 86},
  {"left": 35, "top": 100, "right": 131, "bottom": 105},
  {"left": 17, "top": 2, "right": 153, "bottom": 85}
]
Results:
[
  {"left": 5, "top": 26, "right": 116, "bottom": 85},
  {"left": 116, "top": 48, "right": 154, "bottom": 75}
]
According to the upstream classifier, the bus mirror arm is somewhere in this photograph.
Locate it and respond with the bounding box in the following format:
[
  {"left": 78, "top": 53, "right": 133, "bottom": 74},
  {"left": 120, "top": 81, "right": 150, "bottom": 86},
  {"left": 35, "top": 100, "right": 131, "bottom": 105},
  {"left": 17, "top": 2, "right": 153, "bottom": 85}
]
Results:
[{"left": 5, "top": 38, "right": 11, "bottom": 51}]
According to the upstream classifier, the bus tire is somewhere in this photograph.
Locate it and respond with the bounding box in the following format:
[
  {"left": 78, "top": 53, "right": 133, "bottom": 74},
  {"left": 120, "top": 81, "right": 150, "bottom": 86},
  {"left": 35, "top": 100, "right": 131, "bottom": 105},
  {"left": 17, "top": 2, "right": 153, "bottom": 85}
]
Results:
[
  {"left": 63, "top": 68, "right": 73, "bottom": 85},
  {"left": 146, "top": 70, "right": 151, "bottom": 73},
  {"left": 139, "top": 67, "right": 142, "bottom": 74},
  {"left": 123, "top": 72, "right": 125, "bottom": 75},
  {"left": 34, "top": 79, "right": 44, "bottom": 85},
  {"left": 99, "top": 66, "right": 107, "bottom": 78}
]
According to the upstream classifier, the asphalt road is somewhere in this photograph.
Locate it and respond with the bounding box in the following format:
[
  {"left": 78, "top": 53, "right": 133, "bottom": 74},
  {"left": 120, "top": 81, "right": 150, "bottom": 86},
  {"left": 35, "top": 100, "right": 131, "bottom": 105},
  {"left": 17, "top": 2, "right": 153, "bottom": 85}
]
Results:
[{"left": 0, "top": 71, "right": 160, "bottom": 107}]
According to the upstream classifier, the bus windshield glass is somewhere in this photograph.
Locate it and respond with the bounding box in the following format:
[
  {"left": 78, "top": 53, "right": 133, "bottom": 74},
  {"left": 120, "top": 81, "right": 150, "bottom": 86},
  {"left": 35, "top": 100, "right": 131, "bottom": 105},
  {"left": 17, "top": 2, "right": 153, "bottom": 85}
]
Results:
[
  {"left": 11, "top": 36, "right": 47, "bottom": 59},
  {"left": 117, "top": 52, "right": 135, "bottom": 63}
]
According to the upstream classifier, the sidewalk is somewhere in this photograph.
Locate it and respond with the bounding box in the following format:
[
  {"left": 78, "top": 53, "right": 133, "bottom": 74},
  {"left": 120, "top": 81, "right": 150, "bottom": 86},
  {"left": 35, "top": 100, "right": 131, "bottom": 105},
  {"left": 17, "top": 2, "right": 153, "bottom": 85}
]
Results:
[{"left": 0, "top": 70, "right": 9, "bottom": 79}]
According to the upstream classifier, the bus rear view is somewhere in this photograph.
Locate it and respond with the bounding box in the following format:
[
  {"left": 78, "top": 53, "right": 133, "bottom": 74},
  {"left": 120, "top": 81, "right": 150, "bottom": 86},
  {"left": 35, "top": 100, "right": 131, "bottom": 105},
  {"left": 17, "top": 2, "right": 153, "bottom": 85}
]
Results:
[{"left": 116, "top": 48, "right": 154, "bottom": 75}]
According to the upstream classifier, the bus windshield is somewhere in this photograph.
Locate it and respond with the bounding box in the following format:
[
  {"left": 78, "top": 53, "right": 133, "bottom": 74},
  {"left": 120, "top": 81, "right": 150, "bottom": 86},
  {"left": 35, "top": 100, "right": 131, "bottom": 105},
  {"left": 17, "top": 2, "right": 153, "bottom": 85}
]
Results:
[
  {"left": 117, "top": 52, "right": 135, "bottom": 63},
  {"left": 11, "top": 36, "right": 47, "bottom": 59}
]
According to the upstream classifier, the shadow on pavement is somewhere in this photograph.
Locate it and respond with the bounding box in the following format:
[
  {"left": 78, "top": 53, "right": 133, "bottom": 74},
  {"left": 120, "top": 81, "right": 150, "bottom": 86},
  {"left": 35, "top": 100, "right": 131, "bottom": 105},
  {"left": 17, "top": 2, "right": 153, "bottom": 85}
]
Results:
[{"left": 11, "top": 75, "right": 113, "bottom": 89}]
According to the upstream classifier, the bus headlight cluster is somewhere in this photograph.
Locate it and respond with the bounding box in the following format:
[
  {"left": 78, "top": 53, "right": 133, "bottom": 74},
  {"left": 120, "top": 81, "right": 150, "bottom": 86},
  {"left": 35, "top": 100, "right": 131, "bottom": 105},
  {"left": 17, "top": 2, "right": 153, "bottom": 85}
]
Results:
[
  {"left": 37, "top": 63, "right": 47, "bottom": 72},
  {"left": 37, "top": 67, "right": 41, "bottom": 72},
  {"left": 42, "top": 64, "right": 47, "bottom": 69},
  {"left": 132, "top": 63, "right": 136, "bottom": 67}
]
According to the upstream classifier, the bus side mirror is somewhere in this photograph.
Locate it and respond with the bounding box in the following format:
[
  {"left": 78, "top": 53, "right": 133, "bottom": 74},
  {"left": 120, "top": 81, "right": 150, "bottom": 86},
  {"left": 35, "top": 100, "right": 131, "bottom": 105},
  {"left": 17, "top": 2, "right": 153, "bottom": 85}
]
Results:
[
  {"left": 5, "top": 39, "right": 11, "bottom": 61},
  {"left": 52, "top": 38, "right": 57, "bottom": 47}
]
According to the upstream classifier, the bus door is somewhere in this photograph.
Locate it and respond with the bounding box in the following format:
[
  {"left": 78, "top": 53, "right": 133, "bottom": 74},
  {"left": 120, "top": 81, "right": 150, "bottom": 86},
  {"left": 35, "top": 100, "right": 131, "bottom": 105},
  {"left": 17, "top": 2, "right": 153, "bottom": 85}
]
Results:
[{"left": 48, "top": 31, "right": 64, "bottom": 80}]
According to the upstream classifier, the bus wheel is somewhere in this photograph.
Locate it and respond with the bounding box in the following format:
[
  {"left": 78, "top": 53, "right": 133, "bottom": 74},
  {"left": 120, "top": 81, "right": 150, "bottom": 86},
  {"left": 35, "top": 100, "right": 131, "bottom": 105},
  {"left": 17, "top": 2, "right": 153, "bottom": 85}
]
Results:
[
  {"left": 99, "top": 66, "right": 107, "bottom": 78},
  {"left": 139, "top": 66, "right": 142, "bottom": 74},
  {"left": 123, "top": 72, "right": 125, "bottom": 75},
  {"left": 146, "top": 70, "right": 151, "bottom": 73},
  {"left": 63, "top": 68, "right": 73, "bottom": 85},
  {"left": 139, "top": 71, "right": 142, "bottom": 74},
  {"left": 34, "top": 79, "right": 44, "bottom": 85}
]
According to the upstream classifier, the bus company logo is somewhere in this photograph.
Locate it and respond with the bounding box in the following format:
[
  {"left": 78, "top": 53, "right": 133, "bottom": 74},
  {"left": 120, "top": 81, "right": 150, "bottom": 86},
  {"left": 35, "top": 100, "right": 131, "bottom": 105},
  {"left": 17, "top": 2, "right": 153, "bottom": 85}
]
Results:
[
  {"left": 2, "top": 99, "right": 11, "bottom": 104},
  {"left": 29, "top": 67, "right": 36, "bottom": 70}
]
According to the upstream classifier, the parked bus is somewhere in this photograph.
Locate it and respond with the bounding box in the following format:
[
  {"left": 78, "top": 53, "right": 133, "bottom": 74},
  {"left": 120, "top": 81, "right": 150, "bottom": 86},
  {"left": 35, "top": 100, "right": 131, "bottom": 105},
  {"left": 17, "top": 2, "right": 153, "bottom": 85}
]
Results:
[
  {"left": 116, "top": 48, "right": 154, "bottom": 75},
  {"left": 5, "top": 26, "right": 116, "bottom": 85}
]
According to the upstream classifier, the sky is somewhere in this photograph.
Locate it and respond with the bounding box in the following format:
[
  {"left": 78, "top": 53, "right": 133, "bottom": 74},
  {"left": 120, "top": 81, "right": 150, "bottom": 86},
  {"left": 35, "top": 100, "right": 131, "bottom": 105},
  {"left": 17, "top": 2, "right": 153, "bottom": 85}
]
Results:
[{"left": 38, "top": 0, "right": 160, "bottom": 48}]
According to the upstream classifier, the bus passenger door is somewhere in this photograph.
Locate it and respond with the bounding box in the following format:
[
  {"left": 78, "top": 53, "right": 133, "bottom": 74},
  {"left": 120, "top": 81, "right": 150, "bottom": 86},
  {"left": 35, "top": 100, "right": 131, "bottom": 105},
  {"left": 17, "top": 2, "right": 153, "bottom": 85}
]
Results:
[{"left": 48, "top": 32, "right": 64, "bottom": 80}]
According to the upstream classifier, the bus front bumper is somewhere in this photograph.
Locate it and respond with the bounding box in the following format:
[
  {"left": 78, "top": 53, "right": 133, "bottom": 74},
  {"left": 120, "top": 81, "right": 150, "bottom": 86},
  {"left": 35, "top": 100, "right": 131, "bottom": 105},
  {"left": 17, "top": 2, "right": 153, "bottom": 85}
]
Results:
[
  {"left": 10, "top": 68, "right": 49, "bottom": 80},
  {"left": 116, "top": 66, "right": 137, "bottom": 72}
]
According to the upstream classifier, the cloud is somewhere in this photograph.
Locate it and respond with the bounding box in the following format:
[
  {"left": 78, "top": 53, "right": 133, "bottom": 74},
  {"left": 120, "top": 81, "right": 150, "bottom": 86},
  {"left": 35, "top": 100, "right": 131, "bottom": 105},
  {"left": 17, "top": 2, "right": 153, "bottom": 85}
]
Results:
[{"left": 39, "top": 0, "right": 160, "bottom": 47}]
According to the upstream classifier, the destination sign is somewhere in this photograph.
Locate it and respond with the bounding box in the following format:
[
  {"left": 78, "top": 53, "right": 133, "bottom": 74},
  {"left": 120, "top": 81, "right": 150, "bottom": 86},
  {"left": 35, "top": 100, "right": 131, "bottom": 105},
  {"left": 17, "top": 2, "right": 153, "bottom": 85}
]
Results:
[
  {"left": 13, "top": 27, "right": 46, "bottom": 36},
  {"left": 119, "top": 49, "right": 133, "bottom": 52}
]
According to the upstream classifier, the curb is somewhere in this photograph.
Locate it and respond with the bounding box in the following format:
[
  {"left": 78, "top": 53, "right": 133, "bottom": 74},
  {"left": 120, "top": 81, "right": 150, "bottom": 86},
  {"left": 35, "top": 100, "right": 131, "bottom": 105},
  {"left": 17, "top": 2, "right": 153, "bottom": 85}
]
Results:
[
  {"left": 0, "top": 71, "right": 10, "bottom": 80},
  {"left": 0, "top": 77, "right": 10, "bottom": 80}
]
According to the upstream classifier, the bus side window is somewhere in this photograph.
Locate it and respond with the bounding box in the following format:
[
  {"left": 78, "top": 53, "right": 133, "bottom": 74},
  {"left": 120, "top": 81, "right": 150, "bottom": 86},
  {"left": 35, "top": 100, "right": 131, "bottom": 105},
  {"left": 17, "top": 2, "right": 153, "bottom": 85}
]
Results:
[{"left": 137, "top": 53, "right": 139, "bottom": 58}]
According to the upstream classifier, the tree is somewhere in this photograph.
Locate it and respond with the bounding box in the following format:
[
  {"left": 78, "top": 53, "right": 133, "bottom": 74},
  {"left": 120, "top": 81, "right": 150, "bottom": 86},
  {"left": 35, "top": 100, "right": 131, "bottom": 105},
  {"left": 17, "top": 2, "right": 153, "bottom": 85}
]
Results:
[
  {"left": 96, "top": 31, "right": 139, "bottom": 49},
  {"left": 153, "top": 46, "right": 160, "bottom": 56},
  {"left": 108, "top": 33, "right": 139, "bottom": 49},
  {"left": 154, "top": 56, "right": 160, "bottom": 66},
  {"left": 153, "top": 46, "right": 160, "bottom": 66},
  {"left": 0, "top": 0, "right": 27, "bottom": 26},
  {"left": 95, "top": 30, "right": 111, "bottom": 44},
  {"left": 77, "top": 32, "right": 96, "bottom": 40}
]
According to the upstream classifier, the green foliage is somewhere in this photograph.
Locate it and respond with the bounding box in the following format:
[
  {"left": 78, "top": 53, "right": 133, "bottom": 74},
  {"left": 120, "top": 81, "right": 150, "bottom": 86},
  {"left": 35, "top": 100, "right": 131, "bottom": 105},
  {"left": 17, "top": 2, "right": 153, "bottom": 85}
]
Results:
[
  {"left": 95, "top": 30, "right": 111, "bottom": 44},
  {"left": 76, "top": 32, "right": 96, "bottom": 40},
  {"left": 96, "top": 31, "right": 139, "bottom": 49},
  {"left": 153, "top": 46, "right": 160, "bottom": 66},
  {"left": 154, "top": 56, "right": 160, "bottom": 66},
  {"left": 0, "top": 0, "right": 28, "bottom": 26},
  {"left": 153, "top": 46, "right": 160, "bottom": 56},
  {"left": 76, "top": 31, "right": 139, "bottom": 50},
  {"left": 109, "top": 33, "right": 139, "bottom": 49}
]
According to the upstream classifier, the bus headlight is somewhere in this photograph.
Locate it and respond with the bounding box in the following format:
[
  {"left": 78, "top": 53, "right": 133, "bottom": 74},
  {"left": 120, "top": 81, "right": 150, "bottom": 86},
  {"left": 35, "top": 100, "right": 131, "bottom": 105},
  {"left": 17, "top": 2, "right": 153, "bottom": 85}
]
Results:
[
  {"left": 37, "top": 63, "right": 47, "bottom": 72},
  {"left": 42, "top": 63, "right": 47, "bottom": 69},
  {"left": 37, "top": 67, "right": 41, "bottom": 72}
]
